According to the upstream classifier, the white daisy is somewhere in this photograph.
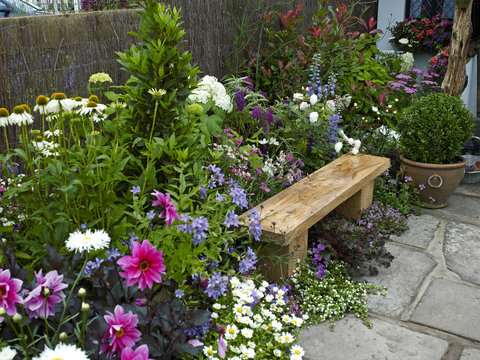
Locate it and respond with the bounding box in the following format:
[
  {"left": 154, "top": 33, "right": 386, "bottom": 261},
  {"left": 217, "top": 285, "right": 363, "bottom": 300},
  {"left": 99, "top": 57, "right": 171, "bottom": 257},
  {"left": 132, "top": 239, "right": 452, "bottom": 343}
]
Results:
[
  {"left": 273, "top": 349, "right": 282, "bottom": 357},
  {"left": 241, "top": 327, "right": 253, "bottom": 339},
  {"left": 66, "top": 229, "right": 110, "bottom": 253},
  {"left": 225, "top": 324, "right": 239, "bottom": 340},
  {"left": 291, "top": 345, "right": 305, "bottom": 357},
  {"left": 32, "top": 343, "right": 89, "bottom": 360},
  {"left": 203, "top": 345, "right": 216, "bottom": 358}
]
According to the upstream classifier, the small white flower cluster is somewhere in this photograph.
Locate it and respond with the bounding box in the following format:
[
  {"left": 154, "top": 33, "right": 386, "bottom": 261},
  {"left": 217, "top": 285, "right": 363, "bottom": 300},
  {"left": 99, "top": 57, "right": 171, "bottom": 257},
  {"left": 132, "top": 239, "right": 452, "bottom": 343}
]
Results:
[
  {"left": 290, "top": 261, "right": 384, "bottom": 327},
  {"left": 334, "top": 130, "right": 361, "bottom": 155},
  {"left": 292, "top": 91, "right": 350, "bottom": 124},
  {"left": 32, "top": 138, "right": 59, "bottom": 157},
  {"left": 202, "top": 277, "right": 306, "bottom": 360},
  {"left": 189, "top": 75, "right": 233, "bottom": 113},
  {"left": 400, "top": 52, "right": 414, "bottom": 73},
  {"left": 0, "top": 176, "right": 27, "bottom": 228}
]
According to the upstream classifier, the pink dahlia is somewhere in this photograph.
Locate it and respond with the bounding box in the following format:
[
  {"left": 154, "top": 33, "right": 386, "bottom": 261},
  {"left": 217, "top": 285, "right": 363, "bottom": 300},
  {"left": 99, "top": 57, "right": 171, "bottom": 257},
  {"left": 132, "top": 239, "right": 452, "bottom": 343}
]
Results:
[
  {"left": 23, "top": 270, "right": 67, "bottom": 318},
  {"left": 121, "top": 345, "right": 153, "bottom": 360},
  {"left": 151, "top": 190, "right": 180, "bottom": 228},
  {"left": 0, "top": 269, "right": 23, "bottom": 321},
  {"left": 102, "top": 305, "right": 142, "bottom": 358},
  {"left": 117, "top": 240, "right": 166, "bottom": 291}
]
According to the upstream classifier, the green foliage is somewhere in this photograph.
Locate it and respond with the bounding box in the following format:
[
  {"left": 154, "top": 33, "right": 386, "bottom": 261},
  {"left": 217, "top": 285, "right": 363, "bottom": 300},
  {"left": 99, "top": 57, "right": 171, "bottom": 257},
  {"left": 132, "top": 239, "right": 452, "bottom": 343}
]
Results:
[
  {"left": 397, "top": 93, "right": 474, "bottom": 164},
  {"left": 290, "top": 261, "right": 385, "bottom": 328},
  {"left": 117, "top": 0, "right": 198, "bottom": 138}
]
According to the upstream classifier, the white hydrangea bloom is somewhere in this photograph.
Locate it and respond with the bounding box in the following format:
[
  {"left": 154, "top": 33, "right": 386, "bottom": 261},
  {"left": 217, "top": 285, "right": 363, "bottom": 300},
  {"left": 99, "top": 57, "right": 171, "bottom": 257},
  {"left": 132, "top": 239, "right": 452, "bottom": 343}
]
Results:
[
  {"left": 188, "top": 75, "right": 233, "bottom": 112},
  {"left": 400, "top": 52, "right": 415, "bottom": 73}
]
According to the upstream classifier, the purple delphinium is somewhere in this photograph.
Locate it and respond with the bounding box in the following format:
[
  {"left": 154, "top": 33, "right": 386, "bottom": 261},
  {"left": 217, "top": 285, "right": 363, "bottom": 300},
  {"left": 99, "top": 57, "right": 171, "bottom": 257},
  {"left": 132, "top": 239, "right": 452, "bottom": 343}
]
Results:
[
  {"left": 224, "top": 210, "right": 239, "bottom": 228},
  {"left": 24, "top": 270, "right": 68, "bottom": 318},
  {"left": 204, "top": 272, "right": 228, "bottom": 299},
  {"left": 242, "top": 77, "right": 254, "bottom": 91},
  {"left": 248, "top": 209, "right": 262, "bottom": 241},
  {"left": 234, "top": 89, "right": 246, "bottom": 112},
  {"left": 239, "top": 247, "right": 257, "bottom": 274}
]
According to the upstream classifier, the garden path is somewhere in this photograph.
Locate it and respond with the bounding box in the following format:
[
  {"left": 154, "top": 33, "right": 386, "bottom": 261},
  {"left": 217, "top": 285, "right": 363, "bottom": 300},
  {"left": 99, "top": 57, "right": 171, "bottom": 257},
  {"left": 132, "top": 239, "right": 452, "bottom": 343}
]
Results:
[{"left": 298, "top": 183, "right": 480, "bottom": 360}]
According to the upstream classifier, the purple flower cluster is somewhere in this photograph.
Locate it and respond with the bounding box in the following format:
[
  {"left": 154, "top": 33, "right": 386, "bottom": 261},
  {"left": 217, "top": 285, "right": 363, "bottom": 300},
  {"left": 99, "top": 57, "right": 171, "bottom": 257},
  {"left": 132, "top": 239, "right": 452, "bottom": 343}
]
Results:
[
  {"left": 248, "top": 209, "right": 262, "bottom": 241},
  {"left": 204, "top": 272, "right": 228, "bottom": 299},
  {"left": 205, "top": 164, "right": 225, "bottom": 189},
  {"left": 228, "top": 180, "right": 249, "bottom": 209},
  {"left": 177, "top": 214, "right": 210, "bottom": 245},
  {"left": 239, "top": 247, "right": 257, "bottom": 274},
  {"left": 234, "top": 89, "right": 246, "bottom": 112},
  {"left": 252, "top": 106, "right": 262, "bottom": 119},
  {"left": 84, "top": 257, "right": 105, "bottom": 275},
  {"left": 224, "top": 210, "right": 239, "bottom": 227},
  {"left": 327, "top": 113, "right": 341, "bottom": 143},
  {"left": 311, "top": 243, "right": 329, "bottom": 279},
  {"left": 358, "top": 201, "right": 408, "bottom": 236}
]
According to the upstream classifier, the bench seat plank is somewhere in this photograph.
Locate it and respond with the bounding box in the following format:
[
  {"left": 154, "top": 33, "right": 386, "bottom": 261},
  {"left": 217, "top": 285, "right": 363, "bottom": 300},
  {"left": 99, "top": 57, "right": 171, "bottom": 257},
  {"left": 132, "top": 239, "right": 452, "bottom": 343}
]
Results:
[{"left": 241, "top": 154, "right": 390, "bottom": 238}]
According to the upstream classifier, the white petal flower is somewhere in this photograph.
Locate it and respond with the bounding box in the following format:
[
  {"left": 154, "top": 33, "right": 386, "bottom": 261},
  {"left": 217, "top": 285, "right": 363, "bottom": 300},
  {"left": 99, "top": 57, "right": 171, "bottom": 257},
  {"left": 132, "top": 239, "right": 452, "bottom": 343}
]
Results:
[
  {"left": 309, "top": 111, "right": 319, "bottom": 123},
  {"left": 290, "top": 345, "right": 305, "bottom": 357},
  {"left": 32, "top": 343, "right": 88, "bottom": 360},
  {"left": 371, "top": 106, "right": 378, "bottom": 113},
  {"left": 299, "top": 102, "right": 309, "bottom": 111},
  {"left": 66, "top": 229, "right": 111, "bottom": 253},
  {"left": 347, "top": 138, "right": 354, "bottom": 145},
  {"left": 45, "top": 98, "right": 77, "bottom": 114},
  {"left": 241, "top": 327, "right": 253, "bottom": 338},
  {"left": 351, "top": 147, "right": 359, "bottom": 155},
  {"left": 259, "top": 138, "right": 269, "bottom": 145},
  {"left": 0, "top": 346, "right": 16, "bottom": 360},
  {"left": 399, "top": 38, "right": 409, "bottom": 45},
  {"left": 353, "top": 139, "right": 361, "bottom": 149},
  {"left": 334, "top": 141, "right": 343, "bottom": 153},
  {"left": 310, "top": 94, "right": 318, "bottom": 106},
  {"left": 293, "top": 93, "right": 304, "bottom": 101}
]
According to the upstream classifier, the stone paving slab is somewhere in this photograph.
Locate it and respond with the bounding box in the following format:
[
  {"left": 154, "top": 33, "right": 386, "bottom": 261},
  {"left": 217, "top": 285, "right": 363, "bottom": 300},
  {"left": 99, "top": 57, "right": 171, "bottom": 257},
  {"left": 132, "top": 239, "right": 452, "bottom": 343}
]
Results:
[
  {"left": 366, "top": 243, "right": 436, "bottom": 318},
  {"left": 460, "top": 347, "right": 480, "bottom": 359},
  {"left": 445, "top": 222, "right": 480, "bottom": 286},
  {"left": 299, "top": 315, "right": 449, "bottom": 360},
  {"left": 422, "top": 194, "right": 480, "bottom": 226},
  {"left": 389, "top": 214, "right": 439, "bottom": 249},
  {"left": 411, "top": 279, "right": 480, "bottom": 341},
  {"left": 456, "top": 183, "right": 480, "bottom": 198}
]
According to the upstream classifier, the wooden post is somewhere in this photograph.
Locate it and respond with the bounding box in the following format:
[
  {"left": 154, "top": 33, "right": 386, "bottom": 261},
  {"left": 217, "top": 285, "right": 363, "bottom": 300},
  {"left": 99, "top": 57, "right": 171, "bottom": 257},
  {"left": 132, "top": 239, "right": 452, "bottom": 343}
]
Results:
[
  {"left": 441, "top": 0, "right": 474, "bottom": 96},
  {"left": 335, "top": 181, "right": 374, "bottom": 219}
]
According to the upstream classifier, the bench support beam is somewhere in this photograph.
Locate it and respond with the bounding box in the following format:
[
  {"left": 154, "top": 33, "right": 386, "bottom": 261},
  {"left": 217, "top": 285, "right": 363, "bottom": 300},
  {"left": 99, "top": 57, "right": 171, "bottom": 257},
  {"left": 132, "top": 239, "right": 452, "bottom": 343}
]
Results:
[{"left": 336, "top": 180, "right": 374, "bottom": 220}]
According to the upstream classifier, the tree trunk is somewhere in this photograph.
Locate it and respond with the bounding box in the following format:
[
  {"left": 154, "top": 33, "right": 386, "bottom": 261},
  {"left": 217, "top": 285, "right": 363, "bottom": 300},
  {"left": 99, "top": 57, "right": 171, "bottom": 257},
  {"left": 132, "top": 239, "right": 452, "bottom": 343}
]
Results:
[{"left": 441, "top": 0, "right": 474, "bottom": 96}]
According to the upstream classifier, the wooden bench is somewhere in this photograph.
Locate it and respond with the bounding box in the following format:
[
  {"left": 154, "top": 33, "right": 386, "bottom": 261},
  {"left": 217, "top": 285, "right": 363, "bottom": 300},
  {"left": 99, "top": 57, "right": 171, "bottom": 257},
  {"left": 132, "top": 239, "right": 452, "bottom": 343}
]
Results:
[{"left": 240, "top": 153, "right": 390, "bottom": 281}]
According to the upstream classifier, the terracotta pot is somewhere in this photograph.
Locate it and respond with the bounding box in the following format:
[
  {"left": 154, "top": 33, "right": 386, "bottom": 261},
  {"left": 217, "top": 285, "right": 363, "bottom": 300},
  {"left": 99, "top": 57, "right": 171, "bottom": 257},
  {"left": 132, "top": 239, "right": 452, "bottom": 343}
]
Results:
[{"left": 400, "top": 155, "right": 467, "bottom": 209}]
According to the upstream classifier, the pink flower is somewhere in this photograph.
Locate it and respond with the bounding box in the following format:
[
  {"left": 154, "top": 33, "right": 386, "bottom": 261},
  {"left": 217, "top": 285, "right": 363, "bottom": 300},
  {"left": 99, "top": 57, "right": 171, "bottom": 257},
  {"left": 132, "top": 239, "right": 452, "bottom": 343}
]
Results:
[
  {"left": 121, "top": 345, "right": 152, "bottom": 360},
  {"left": 151, "top": 190, "right": 180, "bottom": 228},
  {"left": 23, "top": 270, "right": 67, "bottom": 318},
  {"left": 102, "top": 305, "right": 142, "bottom": 358},
  {"left": 0, "top": 269, "right": 23, "bottom": 321},
  {"left": 117, "top": 240, "right": 166, "bottom": 291}
]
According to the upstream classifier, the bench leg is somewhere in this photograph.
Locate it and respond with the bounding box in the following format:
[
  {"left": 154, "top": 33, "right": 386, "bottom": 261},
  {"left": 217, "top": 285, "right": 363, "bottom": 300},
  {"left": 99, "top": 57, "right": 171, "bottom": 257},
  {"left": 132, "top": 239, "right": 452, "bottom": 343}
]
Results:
[
  {"left": 336, "top": 180, "right": 374, "bottom": 219},
  {"left": 259, "top": 230, "right": 308, "bottom": 282}
]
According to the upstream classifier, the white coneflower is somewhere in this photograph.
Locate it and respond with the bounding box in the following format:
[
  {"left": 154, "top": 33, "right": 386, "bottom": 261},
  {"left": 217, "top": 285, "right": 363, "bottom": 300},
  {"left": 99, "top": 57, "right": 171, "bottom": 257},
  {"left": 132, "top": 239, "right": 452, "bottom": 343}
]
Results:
[
  {"left": 45, "top": 93, "right": 77, "bottom": 114},
  {"left": 32, "top": 343, "right": 89, "bottom": 360},
  {"left": 73, "top": 96, "right": 89, "bottom": 107},
  {"left": 77, "top": 100, "right": 107, "bottom": 116},
  {"left": 0, "top": 108, "right": 9, "bottom": 127},
  {"left": 66, "top": 229, "right": 110, "bottom": 253},
  {"left": 33, "top": 95, "right": 49, "bottom": 114},
  {"left": 148, "top": 88, "right": 167, "bottom": 97},
  {"left": 8, "top": 105, "right": 34, "bottom": 126},
  {"left": 44, "top": 129, "right": 62, "bottom": 138}
]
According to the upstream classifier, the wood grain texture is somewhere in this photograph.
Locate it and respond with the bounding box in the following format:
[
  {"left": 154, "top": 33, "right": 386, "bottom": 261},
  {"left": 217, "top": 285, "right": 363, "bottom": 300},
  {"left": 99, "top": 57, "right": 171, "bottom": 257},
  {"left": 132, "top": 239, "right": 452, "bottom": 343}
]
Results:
[{"left": 241, "top": 154, "right": 390, "bottom": 238}]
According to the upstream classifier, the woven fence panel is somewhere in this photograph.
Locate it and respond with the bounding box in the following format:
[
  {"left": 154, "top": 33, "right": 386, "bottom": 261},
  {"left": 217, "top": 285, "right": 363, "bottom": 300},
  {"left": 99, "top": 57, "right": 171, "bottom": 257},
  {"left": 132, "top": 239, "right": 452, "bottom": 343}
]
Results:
[{"left": 0, "top": 0, "right": 377, "bottom": 152}]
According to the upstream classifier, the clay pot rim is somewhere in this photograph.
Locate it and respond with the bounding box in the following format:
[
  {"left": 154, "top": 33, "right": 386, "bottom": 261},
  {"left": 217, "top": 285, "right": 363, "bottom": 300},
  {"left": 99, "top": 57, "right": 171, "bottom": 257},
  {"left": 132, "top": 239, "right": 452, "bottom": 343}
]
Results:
[{"left": 400, "top": 155, "right": 467, "bottom": 170}]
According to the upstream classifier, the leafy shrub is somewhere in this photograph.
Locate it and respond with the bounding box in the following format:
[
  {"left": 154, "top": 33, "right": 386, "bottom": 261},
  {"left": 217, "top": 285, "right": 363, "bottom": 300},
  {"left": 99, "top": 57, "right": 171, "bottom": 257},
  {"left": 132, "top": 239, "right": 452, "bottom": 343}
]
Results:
[
  {"left": 117, "top": 0, "right": 198, "bottom": 139},
  {"left": 309, "top": 213, "right": 394, "bottom": 279},
  {"left": 397, "top": 93, "right": 474, "bottom": 164}
]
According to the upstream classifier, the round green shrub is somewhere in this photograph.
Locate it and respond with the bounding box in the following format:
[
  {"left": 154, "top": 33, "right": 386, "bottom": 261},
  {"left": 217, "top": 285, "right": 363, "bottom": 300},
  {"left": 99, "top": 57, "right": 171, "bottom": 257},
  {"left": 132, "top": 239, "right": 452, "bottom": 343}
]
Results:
[{"left": 397, "top": 92, "right": 474, "bottom": 164}]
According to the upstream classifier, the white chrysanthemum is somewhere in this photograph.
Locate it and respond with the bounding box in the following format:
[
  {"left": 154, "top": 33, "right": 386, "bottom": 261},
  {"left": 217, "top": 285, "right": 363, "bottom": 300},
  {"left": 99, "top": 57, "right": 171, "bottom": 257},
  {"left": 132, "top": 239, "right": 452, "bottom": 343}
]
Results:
[
  {"left": 225, "top": 324, "right": 239, "bottom": 340},
  {"left": 212, "top": 303, "right": 221, "bottom": 310},
  {"left": 66, "top": 229, "right": 110, "bottom": 253},
  {"left": 0, "top": 346, "right": 16, "bottom": 360},
  {"left": 299, "top": 102, "right": 309, "bottom": 111},
  {"left": 351, "top": 147, "right": 359, "bottom": 155},
  {"left": 282, "top": 332, "right": 294, "bottom": 343},
  {"left": 241, "top": 345, "right": 255, "bottom": 359},
  {"left": 291, "top": 316, "right": 303, "bottom": 327},
  {"left": 290, "top": 354, "right": 302, "bottom": 360},
  {"left": 309, "top": 112, "right": 318, "bottom": 123},
  {"left": 271, "top": 319, "right": 282, "bottom": 331},
  {"left": 32, "top": 343, "right": 89, "bottom": 360},
  {"left": 353, "top": 139, "right": 361, "bottom": 149},
  {"left": 309, "top": 94, "right": 318, "bottom": 106},
  {"left": 291, "top": 345, "right": 305, "bottom": 357}
]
